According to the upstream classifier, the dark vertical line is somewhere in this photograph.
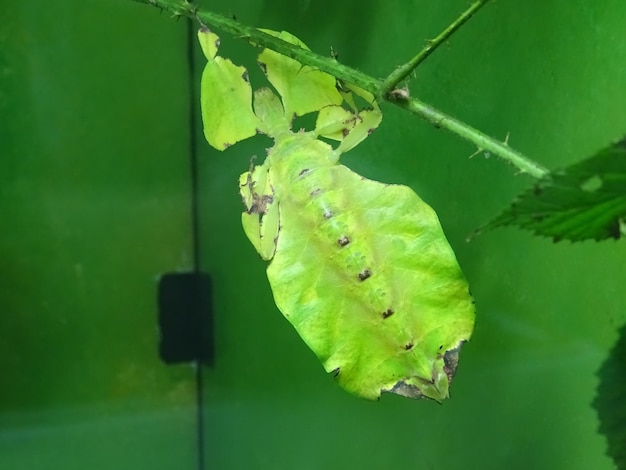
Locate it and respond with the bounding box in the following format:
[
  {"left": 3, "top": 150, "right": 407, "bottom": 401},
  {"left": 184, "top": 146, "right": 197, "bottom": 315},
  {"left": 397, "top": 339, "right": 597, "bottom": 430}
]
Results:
[
  {"left": 185, "top": 18, "right": 206, "bottom": 470},
  {"left": 187, "top": 25, "right": 201, "bottom": 271}
]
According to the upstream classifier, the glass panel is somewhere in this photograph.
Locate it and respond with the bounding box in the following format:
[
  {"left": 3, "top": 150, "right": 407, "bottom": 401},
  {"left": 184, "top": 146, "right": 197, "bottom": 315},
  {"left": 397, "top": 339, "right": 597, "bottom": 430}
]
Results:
[{"left": 0, "top": 2, "right": 198, "bottom": 469}]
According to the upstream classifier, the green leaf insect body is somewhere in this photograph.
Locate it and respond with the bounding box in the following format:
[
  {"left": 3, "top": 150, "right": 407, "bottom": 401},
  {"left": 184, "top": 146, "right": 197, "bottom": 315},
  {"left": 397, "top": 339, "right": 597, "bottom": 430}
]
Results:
[{"left": 199, "top": 28, "right": 475, "bottom": 401}]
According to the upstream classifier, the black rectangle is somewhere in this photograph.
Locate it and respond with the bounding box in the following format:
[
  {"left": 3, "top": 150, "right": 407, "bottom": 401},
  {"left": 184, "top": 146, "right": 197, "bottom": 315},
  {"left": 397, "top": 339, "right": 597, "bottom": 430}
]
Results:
[{"left": 157, "top": 272, "right": 213, "bottom": 365}]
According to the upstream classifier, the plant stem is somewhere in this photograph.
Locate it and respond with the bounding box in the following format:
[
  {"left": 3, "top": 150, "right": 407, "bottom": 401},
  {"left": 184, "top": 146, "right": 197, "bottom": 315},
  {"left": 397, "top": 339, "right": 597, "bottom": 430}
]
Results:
[
  {"left": 399, "top": 98, "right": 548, "bottom": 177},
  {"left": 136, "top": 0, "right": 379, "bottom": 92},
  {"left": 380, "top": 0, "right": 492, "bottom": 96},
  {"left": 132, "top": 0, "right": 548, "bottom": 178}
]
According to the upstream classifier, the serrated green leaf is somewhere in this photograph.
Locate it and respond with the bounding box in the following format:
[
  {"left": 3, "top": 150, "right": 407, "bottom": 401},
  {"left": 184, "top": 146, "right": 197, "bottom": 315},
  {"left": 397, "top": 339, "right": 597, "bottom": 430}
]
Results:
[
  {"left": 198, "top": 29, "right": 260, "bottom": 151},
  {"left": 479, "top": 138, "right": 626, "bottom": 242},
  {"left": 593, "top": 324, "right": 626, "bottom": 470},
  {"left": 257, "top": 29, "right": 343, "bottom": 118}
]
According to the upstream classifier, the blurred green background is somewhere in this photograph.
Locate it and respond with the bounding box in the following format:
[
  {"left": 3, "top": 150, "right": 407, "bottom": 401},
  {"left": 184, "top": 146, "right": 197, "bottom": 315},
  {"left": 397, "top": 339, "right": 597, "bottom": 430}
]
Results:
[{"left": 2, "top": 0, "right": 626, "bottom": 469}]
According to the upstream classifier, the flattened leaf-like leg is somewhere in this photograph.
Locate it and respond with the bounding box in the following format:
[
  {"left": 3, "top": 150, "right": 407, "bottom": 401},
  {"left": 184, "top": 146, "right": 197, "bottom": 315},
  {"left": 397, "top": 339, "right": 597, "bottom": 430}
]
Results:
[
  {"left": 314, "top": 84, "right": 382, "bottom": 155},
  {"left": 253, "top": 87, "right": 291, "bottom": 137},
  {"left": 198, "top": 28, "right": 260, "bottom": 150},
  {"left": 239, "top": 162, "right": 280, "bottom": 260},
  {"left": 257, "top": 29, "right": 343, "bottom": 118}
]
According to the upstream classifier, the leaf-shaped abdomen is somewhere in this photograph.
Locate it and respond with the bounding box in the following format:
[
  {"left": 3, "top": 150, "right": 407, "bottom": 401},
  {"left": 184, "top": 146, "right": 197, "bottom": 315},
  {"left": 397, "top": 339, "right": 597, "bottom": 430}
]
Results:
[{"left": 267, "top": 149, "right": 474, "bottom": 401}]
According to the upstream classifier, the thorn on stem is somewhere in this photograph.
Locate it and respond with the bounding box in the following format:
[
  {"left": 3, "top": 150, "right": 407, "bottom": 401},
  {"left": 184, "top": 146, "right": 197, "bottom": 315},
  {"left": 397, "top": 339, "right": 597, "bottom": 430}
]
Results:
[{"left": 468, "top": 147, "right": 484, "bottom": 159}]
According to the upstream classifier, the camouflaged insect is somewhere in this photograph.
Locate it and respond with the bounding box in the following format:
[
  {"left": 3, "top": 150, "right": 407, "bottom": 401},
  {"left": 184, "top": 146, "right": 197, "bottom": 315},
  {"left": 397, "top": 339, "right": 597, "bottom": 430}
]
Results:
[{"left": 199, "top": 28, "right": 475, "bottom": 401}]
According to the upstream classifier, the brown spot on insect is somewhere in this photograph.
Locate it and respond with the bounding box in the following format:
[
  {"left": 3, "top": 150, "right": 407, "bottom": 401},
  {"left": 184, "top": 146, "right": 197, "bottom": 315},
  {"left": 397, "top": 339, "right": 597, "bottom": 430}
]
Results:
[
  {"left": 358, "top": 269, "right": 371, "bottom": 281},
  {"left": 337, "top": 236, "right": 350, "bottom": 247},
  {"left": 384, "top": 380, "right": 422, "bottom": 399},
  {"left": 382, "top": 308, "right": 394, "bottom": 319},
  {"left": 443, "top": 344, "right": 462, "bottom": 381},
  {"left": 298, "top": 168, "right": 310, "bottom": 177},
  {"left": 404, "top": 342, "right": 414, "bottom": 351},
  {"left": 310, "top": 188, "right": 321, "bottom": 197},
  {"left": 241, "top": 163, "right": 274, "bottom": 214},
  {"left": 246, "top": 189, "right": 274, "bottom": 214}
]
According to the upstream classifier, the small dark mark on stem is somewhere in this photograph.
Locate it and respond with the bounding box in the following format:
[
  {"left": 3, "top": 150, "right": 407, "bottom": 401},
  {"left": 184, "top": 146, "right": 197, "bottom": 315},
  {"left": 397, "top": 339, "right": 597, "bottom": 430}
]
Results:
[
  {"left": 242, "top": 70, "right": 249, "bottom": 82},
  {"left": 358, "top": 269, "right": 371, "bottom": 281},
  {"left": 332, "top": 367, "right": 340, "bottom": 377},
  {"left": 382, "top": 308, "right": 394, "bottom": 319},
  {"left": 404, "top": 342, "right": 414, "bottom": 351},
  {"left": 258, "top": 62, "right": 267, "bottom": 74},
  {"left": 310, "top": 188, "right": 321, "bottom": 197},
  {"left": 337, "top": 236, "right": 350, "bottom": 247},
  {"left": 323, "top": 210, "right": 334, "bottom": 219},
  {"left": 298, "top": 168, "right": 310, "bottom": 176}
]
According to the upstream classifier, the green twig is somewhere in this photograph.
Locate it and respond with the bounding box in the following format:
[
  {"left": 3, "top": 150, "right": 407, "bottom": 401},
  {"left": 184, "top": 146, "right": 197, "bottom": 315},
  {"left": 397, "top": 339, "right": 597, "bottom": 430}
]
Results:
[
  {"left": 380, "top": 0, "right": 492, "bottom": 96},
  {"left": 400, "top": 99, "right": 548, "bottom": 178},
  {"left": 137, "top": 0, "right": 378, "bottom": 92},
  {"left": 132, "top": 0, "right": 548, "bottom": 178}
]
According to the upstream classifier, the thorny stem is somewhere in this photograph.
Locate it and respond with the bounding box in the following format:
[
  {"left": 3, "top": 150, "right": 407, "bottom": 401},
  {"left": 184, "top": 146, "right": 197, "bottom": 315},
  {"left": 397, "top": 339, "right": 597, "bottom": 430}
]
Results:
[
  {"left": 380, "top": 0, "right": 492, "bottom": 96},
  {"left": 399, "top": 99, "right": 548, "bottom": 178},
  {"left": 132, "top": 0, "right": 549, "bottom": 178}
]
